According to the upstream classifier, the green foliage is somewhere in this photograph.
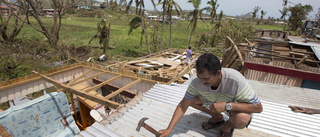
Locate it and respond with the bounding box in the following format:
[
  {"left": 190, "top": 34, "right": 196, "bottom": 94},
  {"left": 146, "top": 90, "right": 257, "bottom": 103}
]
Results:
[
  {"left": 0, "top": 55, "right": 30, "bottom": 81},
  {"left": 128, "top": 16, "right": 142, "bottom": 35},
  {"left": 89, "top": 19, "right": 111, "bottom": 54},
  {"left": 288, "top": 4, "right": 313, "bottom": 31}
]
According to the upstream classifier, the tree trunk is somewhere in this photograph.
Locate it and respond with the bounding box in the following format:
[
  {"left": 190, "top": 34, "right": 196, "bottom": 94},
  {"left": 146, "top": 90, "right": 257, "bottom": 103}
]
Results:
[
  {"left": 169, "top": 8, "right": 172, "bottom": 48},
  {"left": 188, "top": 27, "right": 194, "bottom": 47},
  {"left": 140, "top": 1, "right": 150, "bottom": 54},
  {"left": 160, "top": 0, "right": 166, "bottom": 51}
]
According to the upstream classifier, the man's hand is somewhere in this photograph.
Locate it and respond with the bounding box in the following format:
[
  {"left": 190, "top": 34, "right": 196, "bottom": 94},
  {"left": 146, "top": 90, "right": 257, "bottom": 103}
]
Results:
[
  {"left": 210, "top": 102, "right": 227, "bottom": 113},
  {"left": 159, "top": 129, "right": 172, "bottom": 137}
]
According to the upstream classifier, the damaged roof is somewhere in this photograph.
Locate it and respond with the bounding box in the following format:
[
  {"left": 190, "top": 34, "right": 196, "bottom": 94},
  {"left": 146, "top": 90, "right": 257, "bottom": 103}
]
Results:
[{"left": 78, "top": 79, "right": 320, "bottom": 137}]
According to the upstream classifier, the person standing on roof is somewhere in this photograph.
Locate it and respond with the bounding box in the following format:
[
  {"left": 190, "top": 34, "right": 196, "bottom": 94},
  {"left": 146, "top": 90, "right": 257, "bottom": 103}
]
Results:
[
  {"left": 159, "top": 53, "right": 263, "bottom": 137},
  {"left": 186, "top": 46, "right": 192, "bottom": 66}
]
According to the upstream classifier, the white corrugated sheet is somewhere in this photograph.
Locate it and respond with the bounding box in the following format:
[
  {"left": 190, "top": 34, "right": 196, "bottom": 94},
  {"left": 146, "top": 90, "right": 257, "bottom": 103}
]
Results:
[{"left": 78, "top": 80, "right": 320, "bottom": 137}]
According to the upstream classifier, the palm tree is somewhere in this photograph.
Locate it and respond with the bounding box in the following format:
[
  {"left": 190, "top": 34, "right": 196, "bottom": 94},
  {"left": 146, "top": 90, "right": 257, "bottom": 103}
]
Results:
[
  {"left": 187, "top": 0, "right": 203, "bottom": 47},
  {"left": 279, "top": 8, "right": 289, "bottom": 21},
  {"left": 126, "top": 0, "right": 155, "bottom": 54},
  {"left": 204, "top": 0, "right": 219, "bottom": 21},
  {"left": 128, "top": 16, "right": 145, "bottom": 46},
  {"left": 214, "top": 10, "right": 223, "bottom": 32},
  {"left": 251, "top": 6, "right": 261, "bottom": 21},
  {"left": 158, "top": 0, "right": 167, "bottom": 51},
  {"left": 126, "top": 0, "right": 141, "bottom": 15},
  {"left": 89, "top": 19, "right": 111, "bottom": 54},
  {"left": 260, "top": 10, "right": 267, "bottom": 20},
  {"left": 166, "top": 0, "right": 183, "bottom": 48}
]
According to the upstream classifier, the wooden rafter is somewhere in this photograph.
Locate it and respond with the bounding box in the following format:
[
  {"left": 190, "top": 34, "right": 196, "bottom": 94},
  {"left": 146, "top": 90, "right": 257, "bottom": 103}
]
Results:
[
  {"left": 68, "top": 71, "right": 107, "bottom": 86},
  {"left": 166, "top": 64, "right": 195, "bottom": 84},
  {"left": 85, "top": 65, "right": 161, "bottom": 84},
  {"left": 32, "top": 71, "right": 121, "bottom": 109},
  {"left": 92, "top": 78, "right": 136, "bottom": 99},
  {"left": 68, "top": 68, "right": 93, "bottom": 85},
  {"left": 83, "top": 75, "right": 122, "bottom": 92},
  {"left": 57, "top": 68, "right": 94, "bottom": 92},
  {"left": 104, "top": 79, "right": 141, "bottom": 100},
  {"left": 243, "top": 49, "right": 320, "bottom": 64}
]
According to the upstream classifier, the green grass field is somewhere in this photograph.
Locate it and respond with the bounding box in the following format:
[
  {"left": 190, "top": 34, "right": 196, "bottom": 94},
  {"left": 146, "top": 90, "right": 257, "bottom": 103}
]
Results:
[{"left": 13, "top": 12, "right": 284, "bottom": 59}]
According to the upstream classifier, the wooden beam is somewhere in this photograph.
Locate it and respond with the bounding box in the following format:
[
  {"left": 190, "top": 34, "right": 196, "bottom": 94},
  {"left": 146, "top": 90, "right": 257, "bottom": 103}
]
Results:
[
  {"left": 243, "top": 61, "right": 320, "bottom": 82},
  {"left": 85, "top": 65, "right": 162, "bottom": 84},
  {"left": 0, "top": 124, "right": 12, "bottom": 137},
  {"left": 83, "top": 75, "right": 122, "bottom": 92},
  {"left": 166, "top": 64, "right": 195, "bottom": 84},
  {"left": 289, "top": 45, "right": 298, "bottom": 67},
  {"left": 68, "top": 69, "right": 93, "bottom": 85},
  {"left": 68, "top": 71, "right": 107, "bottom": 86},
  {"left": 245, "top": 38, "right": 252, "bottom": 46},
  {"left": 243, "top": 49, "right": 320, "bottom": 64},
  {"left": 296, "top": 56, "right": 308, "bottom": 66},
  {"left": 92, "top": 78, "right": 136, "bottom": 99},
  {"left": 32, "top": 71, "right": 121, "bottom": 109},
  {"left": 222, "top": 49, "right": 236, "bottom": 67},
  {"left": 104, "top": 79, "right": 141, "bottom": 100},
  {"left": 57, "top": 68, "right": 94, "bottom": 92}
]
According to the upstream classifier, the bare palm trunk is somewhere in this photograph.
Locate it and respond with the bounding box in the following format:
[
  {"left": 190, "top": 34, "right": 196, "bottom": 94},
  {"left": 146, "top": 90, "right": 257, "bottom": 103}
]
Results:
[
  {"left": 140, "top": 1, "right": 150, "bottom": 54},
  {"left": 188, "top": 26, "right": 195, "bottom": 47},
  {"left": 160, "top": 0, "right": 166, "bottom": 51},
  {"left": 169, "top": 9, "right": 172, "bottom": 48}
]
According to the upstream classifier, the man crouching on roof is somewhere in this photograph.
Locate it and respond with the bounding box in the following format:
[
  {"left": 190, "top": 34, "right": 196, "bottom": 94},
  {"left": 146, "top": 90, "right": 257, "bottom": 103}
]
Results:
[{"left": 159, "top": 53, "right": 263, "bottom": 137}]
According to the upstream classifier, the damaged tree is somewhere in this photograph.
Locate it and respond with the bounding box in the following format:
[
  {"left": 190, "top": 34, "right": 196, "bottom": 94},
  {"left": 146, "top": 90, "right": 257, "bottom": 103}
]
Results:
[
  {"left": 4, "top": 0, "right": 77, "bottom": 60},
  {"left": 0, "top": 1, "right": 26, "bottom": 43},
  {"left": 89, "top": 19, "right": 111, "bottom": 54}
]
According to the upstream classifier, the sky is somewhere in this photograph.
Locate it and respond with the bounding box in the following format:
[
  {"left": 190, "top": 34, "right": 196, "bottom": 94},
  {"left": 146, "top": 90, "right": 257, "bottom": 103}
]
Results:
[{"left": 141, "top": 0, "right": 320, "bottom": 20}]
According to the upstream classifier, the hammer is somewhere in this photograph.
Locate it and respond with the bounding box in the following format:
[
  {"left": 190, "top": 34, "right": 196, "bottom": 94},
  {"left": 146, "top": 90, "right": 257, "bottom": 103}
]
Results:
[{"left": 136, "top": 117, "right": 161, "bottom": 137}]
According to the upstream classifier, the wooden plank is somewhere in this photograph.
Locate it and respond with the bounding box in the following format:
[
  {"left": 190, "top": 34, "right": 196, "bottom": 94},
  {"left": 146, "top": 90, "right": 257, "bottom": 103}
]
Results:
[
  {"left": 68, "top": 69, "right": 93, "bottom": 85},
  {"left": 92, "top": 78, "right": 136, "bottom": 98},
  {"left": 166, "top": 64, "right": 195, "bottom": 84},
  {"left": 57, "top": 69, "right": 94, "bottom": 92},
  {"left": 0, "top": 124, "right": 12, "bottom": 137},
  {"left": 104, "top": 79, "right": 141, "bottom": 100},
  {"left": 243, "top": 49, "right": 320, "bottom": 64},
  {"left": 243, "top": 61, "right": 320, "bottom": 82},
  {"left": 83, "top": 75, "right": 122, "bottom": 92},
  {"left": 222, "top": 48, "right": 236, "bottom": 67},
  {"left": 296, "top": 56, "right": 307, "bottom": 66},
  {"left": 83, "top": 66, "right": 165, "bottom": 84},
  {"left": 68, "top": 71, "right": 107, "bottom": 86},
  {"left": 156, "top": 57, "right": 181, "bottom": 67},
  {"left": 85, "top": 65, "right": 162, "bottom": 84},
  {"left": 32, "top": 71, "right": 121, "bottom": 109},
  {"left": 74, "top": 84, "right": 103, "bottom": 109}
]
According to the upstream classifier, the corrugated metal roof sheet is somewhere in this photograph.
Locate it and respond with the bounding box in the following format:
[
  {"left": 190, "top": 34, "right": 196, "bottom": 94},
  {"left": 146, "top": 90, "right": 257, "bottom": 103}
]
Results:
[{"left": 78, "top": 80, "right": 320, "bottom": 137}]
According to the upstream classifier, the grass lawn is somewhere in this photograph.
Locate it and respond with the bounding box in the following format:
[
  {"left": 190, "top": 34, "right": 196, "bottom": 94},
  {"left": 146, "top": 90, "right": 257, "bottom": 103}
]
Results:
[{"left": 14, "top": 12, "right": 282, "bottom": 60}]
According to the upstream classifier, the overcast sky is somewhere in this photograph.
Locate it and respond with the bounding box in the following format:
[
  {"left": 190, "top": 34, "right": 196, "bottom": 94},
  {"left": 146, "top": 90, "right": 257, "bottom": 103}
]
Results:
[{"left": 141, "top": 0, "right": 320, "bottom": 19}]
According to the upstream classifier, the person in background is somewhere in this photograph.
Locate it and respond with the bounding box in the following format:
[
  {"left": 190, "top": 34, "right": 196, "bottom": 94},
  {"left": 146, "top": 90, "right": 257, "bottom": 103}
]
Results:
[
  {"left": 159, "top": 53, "right": 263, "bottom": 137},
  {"left": 186, "top": 46, "right": 192, "bottom": 66}
]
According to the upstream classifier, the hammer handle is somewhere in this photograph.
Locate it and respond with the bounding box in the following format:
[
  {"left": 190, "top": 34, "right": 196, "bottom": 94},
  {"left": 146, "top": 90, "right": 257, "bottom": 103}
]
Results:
[{"left": 144, "top": 124, "right": 161, "bottom": 137}]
